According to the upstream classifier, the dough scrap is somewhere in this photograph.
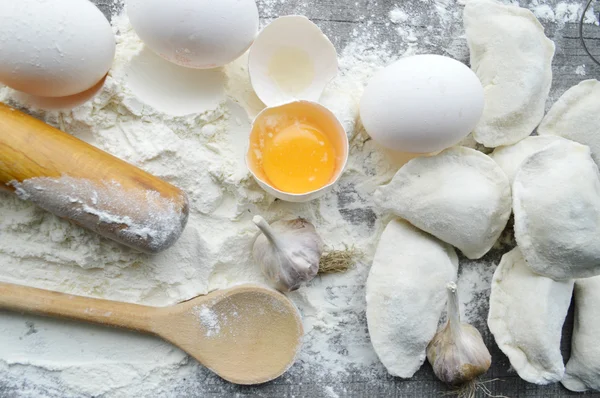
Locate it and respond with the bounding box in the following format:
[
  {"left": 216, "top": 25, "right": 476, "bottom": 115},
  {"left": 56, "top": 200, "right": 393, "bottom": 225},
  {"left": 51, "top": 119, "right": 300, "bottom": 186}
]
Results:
[
  {"left": 513, "top": 140, "right": 600, "bottom": 279},
  {"left": 464, "top": 0, "right": 555, "bottom": 147},
  {"left": 562, "top": 276, "right": 600, "bottom": 392},
  {"left": 366, "top": 219, "right": 458, "bottom": 378},
  {"left": 538, "top": 79, "right": 600, "bottom": 165},
  {"left": 490, "top": 135, "right": 566, "bottom": 183},
  {"left": 374, "top": 146, "right": 511, "bottom": 259},
  {"left": 488, "top": 247, "right": 573, "bottom": 385}
]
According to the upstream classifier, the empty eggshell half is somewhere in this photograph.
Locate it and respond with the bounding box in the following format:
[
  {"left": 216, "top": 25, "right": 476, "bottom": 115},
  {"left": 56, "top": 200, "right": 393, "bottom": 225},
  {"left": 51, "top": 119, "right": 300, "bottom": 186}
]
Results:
[
  {"left": 249, "top": 16, "right": 338, "bottom": 106},
  {"left": 246, "top": 101, "right": 349, "bottom": 202}
]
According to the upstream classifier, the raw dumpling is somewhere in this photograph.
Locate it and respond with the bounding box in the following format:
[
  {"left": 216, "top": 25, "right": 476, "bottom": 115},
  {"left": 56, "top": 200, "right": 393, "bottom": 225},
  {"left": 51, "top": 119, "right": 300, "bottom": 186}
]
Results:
[
  {"left": 513, "top": 140, "right": 600, "bottom": 279},
  {"left": 488, "top": 247, "right": 574, "bottom": 384},
  {"left": 374, "top": 146, "right": 511, "bottom": 259},
  {"left": 490, "top": 136, "right": 566, "bottom": 183},
  {"left": 464, "top": 0, "right": 555, "bottom": 147},
  {"left": 366, "top": 219, "right": 458, "bottom": 378},
  {"left": 562, "top": 276, "right": 600, "bottom": 392},
  {"left": 538, "top": 79, "right": 600, "bottom": 165}
]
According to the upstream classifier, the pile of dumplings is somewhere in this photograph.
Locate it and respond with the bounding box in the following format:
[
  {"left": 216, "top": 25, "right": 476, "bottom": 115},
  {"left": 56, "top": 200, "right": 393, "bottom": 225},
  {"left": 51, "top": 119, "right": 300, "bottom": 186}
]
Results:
[{"left": 366, "top": 0, "right": 600, "bottom": 392}]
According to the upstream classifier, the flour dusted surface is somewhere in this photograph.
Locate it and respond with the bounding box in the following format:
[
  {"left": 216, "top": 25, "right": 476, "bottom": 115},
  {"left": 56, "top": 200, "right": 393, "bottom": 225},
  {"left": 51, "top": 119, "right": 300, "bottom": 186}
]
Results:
[
  {"left": 0, "top": 0, "right": 594, "bottom": 396},
  {"left": 0, "top": 9, "right": 395, "bottom": 396}
]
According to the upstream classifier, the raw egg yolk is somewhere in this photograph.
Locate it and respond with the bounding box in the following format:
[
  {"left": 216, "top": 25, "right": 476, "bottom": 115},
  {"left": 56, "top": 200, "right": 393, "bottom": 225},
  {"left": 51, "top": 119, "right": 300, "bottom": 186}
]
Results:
[{"left": 262, "top": 123, "right": 336, "bottom": 194}]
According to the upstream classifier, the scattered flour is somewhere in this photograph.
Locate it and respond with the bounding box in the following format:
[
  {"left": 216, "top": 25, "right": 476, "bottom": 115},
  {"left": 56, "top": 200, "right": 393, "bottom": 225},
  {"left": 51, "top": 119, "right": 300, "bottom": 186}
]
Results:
[
  {"left": 532, "top": 3, "right": 556, "bottom": 21},
  {"left": 0, "top": 8, "right": 399, "bottom": 396},
  {"left": 576, "top": 64, "right": 587, "bottom": 75},
  {"left": 257, "top": 0, "right": 306, "bottom": 19},
  {"left": 555, "top": 2, "right": 583, "bottom": 22},
  {"left": 389, "top": 8, "right": 409, "bottom": 23},
  {"left": 0, "top": 0, "right": 588, "bottom": 396},
  {"left": 195, "top": 306, "right": 221, "bottom": 337},
  {"left": 324, "top": 385, "right": 340, "bottom": 398},
  {"left": 530, "top": 0, "right": 598, "bottom": 24}
]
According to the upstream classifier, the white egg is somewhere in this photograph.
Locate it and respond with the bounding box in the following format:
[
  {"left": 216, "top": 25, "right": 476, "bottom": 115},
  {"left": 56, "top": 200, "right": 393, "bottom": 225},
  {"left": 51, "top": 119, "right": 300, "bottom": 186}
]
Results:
[
  {"left": 127, "top": 0, "right": 259, "bottom": 69},
  {"left": 360, "top": 54, "right": 484, "bottom": 153},
  {"left": 0, "top": 0, "right": 115, "bottom": 98}
]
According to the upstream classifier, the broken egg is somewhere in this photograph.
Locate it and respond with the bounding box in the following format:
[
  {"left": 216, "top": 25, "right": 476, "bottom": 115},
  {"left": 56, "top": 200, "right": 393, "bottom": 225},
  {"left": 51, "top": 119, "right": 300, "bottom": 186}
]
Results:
[
  {"left": 246, "top": 101, "right": 348, "bottom": 202},
  {"left": 249, "top": 16, "right": 338, "bottom": 106},
  {"left": 246, "top": 16, "right": 344, "bottom": 201}
]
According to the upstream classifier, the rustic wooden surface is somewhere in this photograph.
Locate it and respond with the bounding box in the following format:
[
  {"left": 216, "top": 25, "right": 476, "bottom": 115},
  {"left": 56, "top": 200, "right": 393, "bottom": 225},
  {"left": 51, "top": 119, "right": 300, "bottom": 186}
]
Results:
[{"left": 2, "top": 0, "right": 600, "bottom": 397}]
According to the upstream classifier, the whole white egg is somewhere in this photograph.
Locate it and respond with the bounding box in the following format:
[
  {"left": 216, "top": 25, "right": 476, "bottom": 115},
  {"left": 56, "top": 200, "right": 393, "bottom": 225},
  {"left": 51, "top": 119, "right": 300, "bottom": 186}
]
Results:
[
  {"left": 360, "top": 54, "right": 484, "bottom": 153},
  {"left": 127, "top": 0, "right": 259, "bottom": 69},
  {"left": 0, "top": 0, "right": 115, "bottom": 98}
]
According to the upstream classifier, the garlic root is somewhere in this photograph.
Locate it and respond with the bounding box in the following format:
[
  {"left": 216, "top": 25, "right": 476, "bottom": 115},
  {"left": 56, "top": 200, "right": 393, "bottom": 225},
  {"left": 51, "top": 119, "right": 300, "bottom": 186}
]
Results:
[
  {"left": 443, "top": 378, "right": 508, "bottom": 398},
  {"left": 318, "top": 245, "right": 362, "bottom": 274},
  {"left": 427, "top": 282, "right": 492, "bottom": 386},
  {"left": 252, "top": 215, "right": 323, "bottom": 292}
]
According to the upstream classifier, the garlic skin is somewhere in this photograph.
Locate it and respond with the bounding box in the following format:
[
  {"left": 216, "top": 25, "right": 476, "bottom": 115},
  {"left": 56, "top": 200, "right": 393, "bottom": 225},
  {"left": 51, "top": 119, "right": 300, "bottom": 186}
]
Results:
[
  {"left": 252, "top": 215, "right": 324, "bottom": 292},
  {"left": 427, "top": 282, "right": 492, "bottom": 385}
]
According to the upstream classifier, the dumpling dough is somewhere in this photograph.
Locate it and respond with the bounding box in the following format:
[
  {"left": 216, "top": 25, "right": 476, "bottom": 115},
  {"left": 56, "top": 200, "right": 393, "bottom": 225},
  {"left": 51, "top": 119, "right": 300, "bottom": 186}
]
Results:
[
  {"left": 488, "top": 247, "right": 574, "bottom": 385},
  {"left": 490, "top": 136, "right": 566, "bottom": 183},
  {"left": 366, "top": 219, "right": 458, "bottom": 378},
  {"left": 513, "top": 140, "right": 600, "bottom": 279},
  {"left": 538, "top": 79, "right": 600, "bottom": 165},
  {"left": 464, "top": 0, "right": 555, "bottom": 147},
  {"left": 562, "top": 276, "right": 600, "bottom": 392},
  {"left": 374, "top": 146, "right": 511, "bottom": 259}
]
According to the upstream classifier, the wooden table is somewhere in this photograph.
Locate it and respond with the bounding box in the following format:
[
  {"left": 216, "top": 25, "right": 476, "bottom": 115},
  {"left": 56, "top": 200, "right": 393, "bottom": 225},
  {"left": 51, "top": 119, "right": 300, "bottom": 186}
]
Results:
[{"left": 2, "top": 0, "right": 599, "bottom": 396}]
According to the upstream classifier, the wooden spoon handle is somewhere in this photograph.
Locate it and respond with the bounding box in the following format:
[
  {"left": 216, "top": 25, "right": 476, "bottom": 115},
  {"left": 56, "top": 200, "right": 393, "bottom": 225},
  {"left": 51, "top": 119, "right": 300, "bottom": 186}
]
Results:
[{"left": 0, "top": 281, "right": 156, "bottom": 333}]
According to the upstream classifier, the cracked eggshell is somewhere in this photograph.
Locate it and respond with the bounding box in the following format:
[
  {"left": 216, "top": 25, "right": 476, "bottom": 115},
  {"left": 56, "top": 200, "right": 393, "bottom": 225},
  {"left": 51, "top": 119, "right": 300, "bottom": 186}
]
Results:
[
  {"left": 248, "top": 16, "right": 338, "bottom": 106},
  {"left": 246, "top": 101, "right": 349, "bottom": 202}
]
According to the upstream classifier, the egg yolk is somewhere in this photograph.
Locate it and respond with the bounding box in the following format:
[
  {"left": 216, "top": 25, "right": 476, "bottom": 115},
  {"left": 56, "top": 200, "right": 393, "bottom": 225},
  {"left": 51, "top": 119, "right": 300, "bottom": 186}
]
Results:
[{"left": 262, "top": 123, "right": 336, "bottom": 194}]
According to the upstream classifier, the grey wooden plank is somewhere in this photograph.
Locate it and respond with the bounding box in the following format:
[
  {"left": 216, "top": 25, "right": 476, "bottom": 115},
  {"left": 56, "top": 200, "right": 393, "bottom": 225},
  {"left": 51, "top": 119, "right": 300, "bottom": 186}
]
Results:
[{"left": 2, "top": 0, "right": 600, "bottom": 397}]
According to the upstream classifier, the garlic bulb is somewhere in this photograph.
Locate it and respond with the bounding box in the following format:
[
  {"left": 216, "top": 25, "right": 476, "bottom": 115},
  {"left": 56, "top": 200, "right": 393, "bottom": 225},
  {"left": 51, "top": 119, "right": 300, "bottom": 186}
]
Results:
[
  {"left": 252, "top": 215, "right": 324, "bottom": 292},
  {"left": 427, "top": 282, "right": 492, "bottom": 385}
]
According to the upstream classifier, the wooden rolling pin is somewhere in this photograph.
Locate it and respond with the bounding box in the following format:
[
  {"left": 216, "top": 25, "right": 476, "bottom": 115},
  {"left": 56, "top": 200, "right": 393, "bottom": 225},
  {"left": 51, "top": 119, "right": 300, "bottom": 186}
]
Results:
[
  {"left": 0, "top": 282, "right": 304, "bottom": 385},
  {"left": 0, "top": 103, "right": 189, "bottom": 253}
]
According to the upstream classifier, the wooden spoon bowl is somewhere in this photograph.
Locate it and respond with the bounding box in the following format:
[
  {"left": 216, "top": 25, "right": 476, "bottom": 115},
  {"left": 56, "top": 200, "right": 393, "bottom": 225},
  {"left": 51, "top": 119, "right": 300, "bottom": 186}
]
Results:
[{"left": 157, "top": 285, "right": 304, "bottom": 384}]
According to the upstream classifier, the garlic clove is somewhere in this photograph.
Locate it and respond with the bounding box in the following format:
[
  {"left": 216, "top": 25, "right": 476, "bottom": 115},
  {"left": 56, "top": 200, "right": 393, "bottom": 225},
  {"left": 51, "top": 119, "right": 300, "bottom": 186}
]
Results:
[
  {"left": 427, "top": 282, "right": 491, "bottom": 386},
  {"left": 252, "top": 215, "right": 323, "bottom": 292}
]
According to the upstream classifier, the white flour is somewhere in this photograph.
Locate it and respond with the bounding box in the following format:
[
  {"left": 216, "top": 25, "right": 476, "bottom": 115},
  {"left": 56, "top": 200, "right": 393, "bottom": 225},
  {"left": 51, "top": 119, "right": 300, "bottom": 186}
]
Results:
[
  {"left": 0, "top": 0, "right": 595, "bottom": 397},
  {"left": 195, "top": 306, "right": 221, "bottom": 337},
  {"left": 0, "top": 10, "right": 394, "bottom": 397},
  {"left": 531, "top": 2, "right": 597, "bottom": 23}
]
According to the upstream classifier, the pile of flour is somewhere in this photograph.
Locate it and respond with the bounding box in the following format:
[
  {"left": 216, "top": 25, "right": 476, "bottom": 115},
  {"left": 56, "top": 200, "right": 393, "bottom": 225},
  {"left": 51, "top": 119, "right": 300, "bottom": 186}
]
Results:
[
  {"left": 0, "top": 0, "right": 595, "bottom": 396},
  {"left": 0, "top": 10, "right": 396, "bottom": 397}
]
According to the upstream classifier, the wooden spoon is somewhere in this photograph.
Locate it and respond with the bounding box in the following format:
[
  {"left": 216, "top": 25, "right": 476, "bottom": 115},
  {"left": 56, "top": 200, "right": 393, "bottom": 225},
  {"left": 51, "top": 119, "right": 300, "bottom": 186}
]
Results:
[{"left": 0, "top": 282, "right": 303, "bottom": 385}]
